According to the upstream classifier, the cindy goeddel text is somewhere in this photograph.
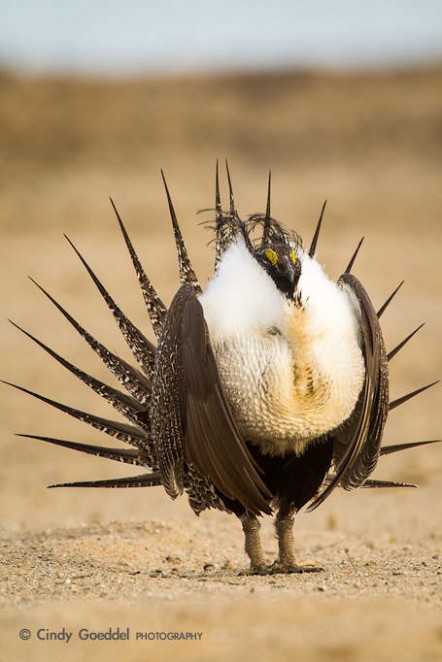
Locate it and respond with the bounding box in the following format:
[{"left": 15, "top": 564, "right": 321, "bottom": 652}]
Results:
[{"left": 19, "top": 627, "right": 203, "bottom": 642}]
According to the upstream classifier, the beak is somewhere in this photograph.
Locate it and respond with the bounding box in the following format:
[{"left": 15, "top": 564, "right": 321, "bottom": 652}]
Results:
[{"left": 278, "top": 255, "right": 295, "bottom": 284}]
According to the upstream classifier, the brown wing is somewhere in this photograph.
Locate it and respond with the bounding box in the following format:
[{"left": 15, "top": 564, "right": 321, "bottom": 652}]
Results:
[
  {"left": 308, "top": 273, "right": 389, "bottom": 510},
  {"left": 151, "top": 283, "right": 272, "bottom": 515}
]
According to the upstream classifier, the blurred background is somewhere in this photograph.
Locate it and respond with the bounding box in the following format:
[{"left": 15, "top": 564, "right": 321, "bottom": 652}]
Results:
[{"left": 0, "top": 0, "right": 441, "bottom": 533}]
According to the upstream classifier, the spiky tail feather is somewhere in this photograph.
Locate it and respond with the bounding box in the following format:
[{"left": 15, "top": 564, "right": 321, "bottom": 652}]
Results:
[
  {"left": 17, "top": 433, "right": 141, "bottom": 465},
  {"left": 389, "top": 381, "right": 439, "bottom": 411},
  {"left": 308, "top": 200, "right": 327, "bottom": 258},
  {"left": 9, "top": 321, "right": 149, "bottom": 430},
  {"left": 344, "top": 237, "right": 364, "bottom": 274},
  {"left": 3, "top": 381, "right": 146, "bottom": 447},
  {"left": 64, "top": 235, "right": 156, "bottom": 378},
  {"left": 29, "top": 278, "right": 152, "bottom": 404},
  {"left": 377, "top": 281, "right": 404, "bottom": 318},
  {"left": 49, "top": 473, "right": 162, "bottom": 489},
  {"left": 387, "top": 323, "right": 425, "bottom": 362},
  {"left": 161, "top": 171, "right": 201, "bottom": 294},
  {"left": 361, "top": 479, "right": 417, "bottom": 488},
  {"left": 111, "top": 199, "right": 167, "bottom": 339},
  {"left": 380, "top": 439, "right": 441, "bottom": 456}
]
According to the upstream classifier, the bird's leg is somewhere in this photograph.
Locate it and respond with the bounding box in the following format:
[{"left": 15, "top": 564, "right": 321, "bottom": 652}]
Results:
[
  {"left": 273, "top": 501, "right": 323, "bottom": 573},
  {"left": 275, "top": 501, "right": 297, "bottom": 567},
  {"left": 239, "top": 512, "right": 268, "bottom": 574}
]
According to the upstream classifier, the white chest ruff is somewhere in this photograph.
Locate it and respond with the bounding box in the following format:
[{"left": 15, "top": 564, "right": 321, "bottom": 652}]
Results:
[
  {"left": 211, "top": 329, "right": 364, "bottom": 456},
  {"left": 198, "top": 241, "right": 365, "bottom": 457}
]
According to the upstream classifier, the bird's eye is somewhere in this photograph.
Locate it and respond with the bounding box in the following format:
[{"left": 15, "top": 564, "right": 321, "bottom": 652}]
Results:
[
  {"left": 264, "top": 248, "right": 278, "bottom": 265},
  {"left": 291, "top": 248, "right": 297, "bottom": 264}
]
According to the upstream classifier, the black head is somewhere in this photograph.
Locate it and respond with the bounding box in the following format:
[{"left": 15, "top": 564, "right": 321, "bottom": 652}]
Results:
[{"left": 255, "top": 243, "right": 302, "bottom": 298}]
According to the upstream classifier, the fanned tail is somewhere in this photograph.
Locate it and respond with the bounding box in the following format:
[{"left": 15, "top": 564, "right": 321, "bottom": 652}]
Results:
[
  {"left": 9, "top": 320, "right": 149, "bottom": 430},
  {"left": 3, "top": 381, "right": 146, "bottom": 448},
  {"left": 7, "top": 206, "right": 169, "bottom": 489},
  {"left": 29, "top": 278, "right": 152, "bottom": 404},
  {"left": 64, "top": 235, "right": 156, "bottom": 378}
]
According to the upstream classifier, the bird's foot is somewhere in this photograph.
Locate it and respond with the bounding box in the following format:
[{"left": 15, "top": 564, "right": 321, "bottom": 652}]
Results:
[
  {"left": 239, "top": 563, "right": 273, "bottom": 576},
  {"left": 270, "top": 559, "right": 324, "bottom": 574},
  {"left": 239, "top": 560, "right": 324, "bottom": 575}
]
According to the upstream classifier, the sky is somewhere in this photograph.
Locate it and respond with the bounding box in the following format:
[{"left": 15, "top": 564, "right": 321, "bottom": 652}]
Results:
[{"left": 1, "top": 1, "right": 441, "bottom": 75}]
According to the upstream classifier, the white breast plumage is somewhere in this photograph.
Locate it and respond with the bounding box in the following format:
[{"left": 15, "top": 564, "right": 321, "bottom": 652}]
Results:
[{"left": 199, "top": 241, "right": 365, "bottom": 456}]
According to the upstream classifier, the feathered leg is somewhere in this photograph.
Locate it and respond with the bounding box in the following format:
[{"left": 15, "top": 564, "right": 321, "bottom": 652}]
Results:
[
  {"left": 273, "top": 500, "right": 323, "bottom": 573},
  {"left": 239, "top": 512, "right": 268, "bottom": 574}
]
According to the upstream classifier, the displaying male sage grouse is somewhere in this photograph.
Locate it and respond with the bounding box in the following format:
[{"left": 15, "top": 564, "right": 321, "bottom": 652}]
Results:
[{"left": 5, "top": 165, "right": 440, "bottom": 574}]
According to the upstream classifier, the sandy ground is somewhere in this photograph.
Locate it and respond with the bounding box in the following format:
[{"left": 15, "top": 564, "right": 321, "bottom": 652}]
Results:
[{"left": 0, "top": 66, "right": 441, "bottom": 661}]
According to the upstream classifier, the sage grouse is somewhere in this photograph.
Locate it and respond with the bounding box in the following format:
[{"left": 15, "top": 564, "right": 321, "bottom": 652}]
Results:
[{"left": 6, "top": 165, "right": 440, "bottom": 574}]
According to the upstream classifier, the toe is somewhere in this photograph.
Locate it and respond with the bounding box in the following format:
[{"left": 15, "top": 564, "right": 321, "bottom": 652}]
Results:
[{"left": 271, "top": 560, "right": 324, "bottom": 574}]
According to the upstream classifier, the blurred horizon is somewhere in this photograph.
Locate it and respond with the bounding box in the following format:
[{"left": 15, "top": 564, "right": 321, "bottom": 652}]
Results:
[{"left": 1, "top": 0, "right": 442, "bottom": 76}]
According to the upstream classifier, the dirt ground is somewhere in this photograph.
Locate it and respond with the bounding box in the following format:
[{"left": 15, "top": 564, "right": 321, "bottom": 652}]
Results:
[{"left": 0, "top": 66, "right": 441, "bottom": 661}]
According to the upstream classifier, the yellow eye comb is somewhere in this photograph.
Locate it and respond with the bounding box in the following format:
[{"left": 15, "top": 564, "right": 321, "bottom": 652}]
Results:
[{"left": 264, "top": 248, "right": 278, "bottom": 265}]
